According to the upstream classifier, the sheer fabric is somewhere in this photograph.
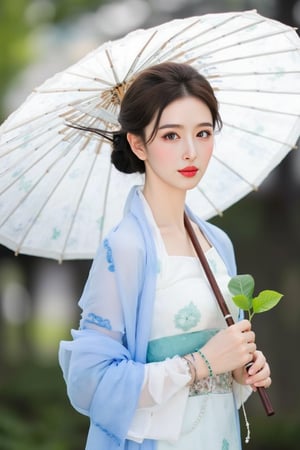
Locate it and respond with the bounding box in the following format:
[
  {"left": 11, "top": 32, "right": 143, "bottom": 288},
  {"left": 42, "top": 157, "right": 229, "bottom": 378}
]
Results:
[{"left": 59, "top": 186, "right": 249, "bottom": 450}]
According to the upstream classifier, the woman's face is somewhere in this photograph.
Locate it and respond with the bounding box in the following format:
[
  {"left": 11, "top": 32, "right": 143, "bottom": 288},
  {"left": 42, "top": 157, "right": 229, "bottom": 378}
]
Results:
[{"left": 138, "top": 96, "right": 214, "bottom": 194}]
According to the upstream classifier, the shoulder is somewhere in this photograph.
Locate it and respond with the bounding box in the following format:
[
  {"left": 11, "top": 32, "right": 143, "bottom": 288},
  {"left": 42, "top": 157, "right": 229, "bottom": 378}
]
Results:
[
  {"left": 100, "top": 213, "right": 147, "bottom": 272},
  {"left": 202, "top": 220, "right": 234, "bottom": 250},
  {"left": 189, "top": 211, "right": 233, "bottom": 249},
  {"left": 189, "top": 212, "right": 237, "bottom": 276},
  {"left": 206, "top": 221, "right": 237, "bottom": 276},
  {"left": 108, "top": 213, "right": 145, "bottom": 252}
]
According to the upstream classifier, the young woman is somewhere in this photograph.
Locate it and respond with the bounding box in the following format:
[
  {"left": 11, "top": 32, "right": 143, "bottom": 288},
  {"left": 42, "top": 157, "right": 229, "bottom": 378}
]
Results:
[{"left": 59, "top": 62, "right": 271, "bottom": 450}]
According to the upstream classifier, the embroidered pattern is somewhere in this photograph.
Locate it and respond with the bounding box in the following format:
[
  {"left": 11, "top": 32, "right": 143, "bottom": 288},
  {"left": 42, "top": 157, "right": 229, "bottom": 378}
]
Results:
[
  {"left": 222, "top": 438, "right": 230, "bottom": 450},
  {"left": 103, "top": 239, "right": 115, "bottom": 272},
  {"left": 190, "top": 372, "right": 233, "bottom": 397},
  {"left": 174, "top": 301, "right": 201, "bottom": 331},
  {"left": 51, "top": 227, "right": 61, "bottom": 240},
  {"left": 84, "top": 312, "right": 112, "bottom": 330}
]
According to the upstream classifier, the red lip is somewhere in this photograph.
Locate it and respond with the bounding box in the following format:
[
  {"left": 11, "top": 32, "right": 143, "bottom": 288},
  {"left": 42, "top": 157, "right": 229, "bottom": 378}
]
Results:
[{"left": 178, "top": 166, "right": 199, "bottom": 177}]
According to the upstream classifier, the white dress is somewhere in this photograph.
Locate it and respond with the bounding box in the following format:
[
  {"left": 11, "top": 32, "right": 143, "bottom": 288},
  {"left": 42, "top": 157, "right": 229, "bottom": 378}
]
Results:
[
  {"left": 153, "top": 252, "right": 242, "bottom": 450},
  {"left": 127, "top": 192, "right": 251, "bottom": 449}
]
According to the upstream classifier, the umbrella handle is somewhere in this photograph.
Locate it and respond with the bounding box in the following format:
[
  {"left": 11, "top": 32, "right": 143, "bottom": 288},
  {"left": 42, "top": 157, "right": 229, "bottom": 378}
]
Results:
[
  {"left": 245, "top": 362, "right": 274, "bottom": 416},
  {"left": 184, "top": 213, "right": 275, "bottom": 416}
]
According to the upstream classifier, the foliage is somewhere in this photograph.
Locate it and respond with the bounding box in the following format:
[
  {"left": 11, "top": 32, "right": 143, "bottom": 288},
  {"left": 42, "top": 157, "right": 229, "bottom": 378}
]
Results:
[
  {"left": 228, "top": 274, "right": 283, "bottom": 321},
  {"left": 0, "top": 0, "right": 32, "bottom": 117},
  {"left": 51, "top": 0, "right": 106, "bottom": 23},
  {"left": 0, "top": 0, "right": 104, "bottom": 120},
  {"left": 0, "top": 362, "right": 88, "bottom": 450}
]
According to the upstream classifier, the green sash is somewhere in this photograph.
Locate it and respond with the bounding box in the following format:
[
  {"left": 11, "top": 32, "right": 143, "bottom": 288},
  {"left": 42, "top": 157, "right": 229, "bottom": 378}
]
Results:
[{"left": 147, "top": 328, "right": 219, "bottom": 363}]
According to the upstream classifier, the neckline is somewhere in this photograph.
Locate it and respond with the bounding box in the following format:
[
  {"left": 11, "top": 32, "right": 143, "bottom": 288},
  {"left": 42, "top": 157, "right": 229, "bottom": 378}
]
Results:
[{"left": 166, "top": 246, "right": 215, "bottom": 259}]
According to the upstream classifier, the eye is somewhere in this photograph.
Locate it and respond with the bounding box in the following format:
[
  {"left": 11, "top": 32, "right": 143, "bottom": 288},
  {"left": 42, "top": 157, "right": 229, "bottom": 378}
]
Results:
[
  {"left": 197, "top": 130, "right": 212, "bottom": 138},
  {"left": 163, "top": 132, "right": 178, "bottom": 141}
]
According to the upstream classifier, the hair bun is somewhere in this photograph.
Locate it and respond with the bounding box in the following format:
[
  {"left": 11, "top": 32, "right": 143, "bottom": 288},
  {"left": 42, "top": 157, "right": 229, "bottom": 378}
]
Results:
[{"left": 111, "top": 132, "right": 145, "bottom": 174}]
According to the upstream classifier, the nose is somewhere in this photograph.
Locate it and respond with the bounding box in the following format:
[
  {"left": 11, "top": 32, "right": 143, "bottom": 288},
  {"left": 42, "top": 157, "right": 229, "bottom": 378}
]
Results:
[{"left": 183, "top": 138, "right": 197, "bottom": 161}]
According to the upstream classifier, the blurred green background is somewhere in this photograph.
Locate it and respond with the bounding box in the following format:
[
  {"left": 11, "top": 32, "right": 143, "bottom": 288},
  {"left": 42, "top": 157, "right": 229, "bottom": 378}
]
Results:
[{"left": 0, "top": 0, "right": 299, "bottom": 449}]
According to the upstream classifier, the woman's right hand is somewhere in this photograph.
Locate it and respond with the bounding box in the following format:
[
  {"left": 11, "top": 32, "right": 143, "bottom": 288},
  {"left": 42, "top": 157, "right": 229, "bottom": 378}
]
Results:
[{"left": 194, "top": 320, "right": 256, "bottom": 377}]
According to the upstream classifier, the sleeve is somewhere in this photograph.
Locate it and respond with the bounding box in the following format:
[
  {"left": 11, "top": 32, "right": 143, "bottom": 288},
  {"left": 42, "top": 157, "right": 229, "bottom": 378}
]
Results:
[
  {"left": 127, "top": 357, "right": 190, "bottom": 443},
  {"left": 232, "top": 380, "right": 253, "bottom": 409}
]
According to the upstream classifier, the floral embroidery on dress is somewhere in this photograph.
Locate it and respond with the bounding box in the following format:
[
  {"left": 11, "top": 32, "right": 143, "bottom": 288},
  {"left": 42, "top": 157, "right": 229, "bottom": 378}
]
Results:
[
  {"left": 103, "top": 239, "right": 115, "bottom": 272},
  {"left": 189, "top": 372, "right": 233, "bottom": 397},
  {"left": 222, "top": 438, "right": 230, "bottom": 450},
  {"left": 174, "top": 301, "right": 201, "bottom": 331},
  {"left": 83, "top": 312, "right": 112, "bottom": 330}
]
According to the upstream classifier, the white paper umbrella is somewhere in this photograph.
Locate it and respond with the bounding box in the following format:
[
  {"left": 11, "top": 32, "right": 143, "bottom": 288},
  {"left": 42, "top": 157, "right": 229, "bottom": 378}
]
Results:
[{"left": 0, "top": 10, "right": 299, "bottom": 261}]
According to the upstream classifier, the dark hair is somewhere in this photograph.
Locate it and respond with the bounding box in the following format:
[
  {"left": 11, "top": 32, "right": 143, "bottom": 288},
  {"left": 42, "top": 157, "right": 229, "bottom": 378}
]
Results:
[{"left": 70, "top": 62, "right": 222, "bottom": 174}]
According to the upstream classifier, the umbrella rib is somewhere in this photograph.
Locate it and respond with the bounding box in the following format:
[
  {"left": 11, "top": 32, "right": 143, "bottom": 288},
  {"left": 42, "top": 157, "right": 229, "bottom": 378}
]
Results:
[
  {"left": 64, "top": 70, "right": 115, "bottom": 87},
  {"left": 211, "top": 154, "right": 258, "bottom": 190},
  {"left": 116, "top": 18, "right": 201, "bottom": 81},
  {"left": 0, "top": 96, "right": 99, "bottom": 135},
  {"left": 123, "top": 30, "right": 159, "bottom": 80},
  {"left": 168, "top": 18, "right": 267, "bottom": 62},
  {"left": 98, "top": 162, "right": 113, "bottom": 244},
  {"left": 208, "top": 70, "right": 300, "bottom": 79},
  {"left": 142, "top": 13, "right": 253, "bottom": 67},
  {"left": 0, "top": 134, "right": 83, "bottom": 231},
  {"left": 135, "top": 17, "right": 206, "bottom": 72},
  {"left": 0, "top": 106, "right": 65, "bottom": 136},
  {"left": 13, "top": 140, "right": 88, "bottom": 257},
  {"left": 188, "top": 47, "right": 300, "bottom": 68},
  {"left": 219, "top": 101, "right": 300, "bottom": 117},
  {"left": 195, "top": 185, "right": 224, "bottom": 217},
  {"left": 223, "top": 121, "right": 299, "bottom": 149},
  {"left": 176, "top": 25, "right": 294, "bottom": 63},
  {"left": 139, "top": 14, "right": 247, "bottom": 70},
  {"left": 59, "top": 141, "right": 100, "bottom": 262},
  {"left": 105, "top": 49, "right": 121, "bottom": 85},
  {"left": 62, "top": 96, "right": 118, "bottom": 125},
  {"left": 0, "top": 98, "right": 95, "bottom": 136},
  {"left": 216, "top": 87, "right": 300, "bottom": 95},
  {"left": 0, "top": 135, "right": 62, "bottom": 183},
  {"left": 34, "top": 87, "right": 104, "bottom": 94},
  {"left": 0, "top": 119, "right": 63, "bottom": 158}
]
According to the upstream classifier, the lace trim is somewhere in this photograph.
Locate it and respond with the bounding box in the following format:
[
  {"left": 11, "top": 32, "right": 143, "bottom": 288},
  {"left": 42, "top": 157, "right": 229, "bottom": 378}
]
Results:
[{"left": 189, "top": 371, "right": 233, "bottom": 396}]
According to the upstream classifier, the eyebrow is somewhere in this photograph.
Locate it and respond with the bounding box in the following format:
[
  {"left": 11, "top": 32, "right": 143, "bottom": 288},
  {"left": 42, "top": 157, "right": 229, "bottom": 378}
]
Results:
[{"left": 158, "top": 122, "right": 213, "bottom": 130}]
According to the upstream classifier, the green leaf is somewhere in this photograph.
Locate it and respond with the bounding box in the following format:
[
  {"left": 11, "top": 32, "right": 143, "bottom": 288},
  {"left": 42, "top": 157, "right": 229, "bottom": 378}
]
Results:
[
  {"left": 228, "top": 274, "right": 255, "bottom": 299},
  {"left": 231, "top": 294, "right": 252, "bottom": 311},
  {"left": 252, "top": 290, "right": 283, "bottom": 314}
]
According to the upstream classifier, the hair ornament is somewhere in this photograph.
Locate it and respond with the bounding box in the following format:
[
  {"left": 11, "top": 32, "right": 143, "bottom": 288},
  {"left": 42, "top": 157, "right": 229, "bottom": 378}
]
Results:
[{"left": 66, "top": 122, "right": 114, "bottom": 142}]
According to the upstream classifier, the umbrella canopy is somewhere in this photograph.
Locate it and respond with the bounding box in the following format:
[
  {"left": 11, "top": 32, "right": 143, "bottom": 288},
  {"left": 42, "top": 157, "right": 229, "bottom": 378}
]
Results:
[{"left": 0, "top": 10, "right": 299, "bottom": 261}]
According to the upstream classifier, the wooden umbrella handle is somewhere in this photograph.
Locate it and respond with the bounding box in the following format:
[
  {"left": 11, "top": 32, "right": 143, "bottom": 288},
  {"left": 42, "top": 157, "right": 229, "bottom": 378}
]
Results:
[{"left": 184, "top": 212, "right": 275, "bottom": 416}]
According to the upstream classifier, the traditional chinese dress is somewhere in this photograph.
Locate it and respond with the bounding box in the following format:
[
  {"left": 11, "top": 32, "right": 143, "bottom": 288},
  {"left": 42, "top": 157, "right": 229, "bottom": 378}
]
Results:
[{"left": 59, "top": 186, "right": 251, "bottom": 450}]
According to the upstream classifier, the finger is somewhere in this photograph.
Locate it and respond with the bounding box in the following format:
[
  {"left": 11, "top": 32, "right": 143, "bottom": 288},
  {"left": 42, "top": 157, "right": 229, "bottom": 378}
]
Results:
[
  {"left": 236, "top": 319, "right": 252, "bottom": 332},
  {"left": 247, "top": 363, "right": 270, "bottom": 385},
  {"left": 248, "top": 342, "right": 257, "bottom": 354},
  {"left": 247, "top": 366, "right": 269, "bottom": 383},
  {"left": 252, "top": 376, "right": 272, "bottom": 389},
  {"left": 248, "top": 351, "right": 266, "bottom": 374},
  {"left": 244, "top": 343, "right": 256, "bottom": 359},
  {"left": 243, "top": 331, "right": 255, "bottom": 344}
]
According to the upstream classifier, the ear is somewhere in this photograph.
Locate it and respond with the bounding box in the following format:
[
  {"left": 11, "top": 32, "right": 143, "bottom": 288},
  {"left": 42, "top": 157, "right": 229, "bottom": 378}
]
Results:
[{"left": 127, "top": 132, "right": 147, "bottom": 161}]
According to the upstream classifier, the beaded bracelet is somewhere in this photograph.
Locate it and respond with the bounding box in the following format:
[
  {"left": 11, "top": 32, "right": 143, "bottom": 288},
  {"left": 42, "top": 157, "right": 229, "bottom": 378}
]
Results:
[{"left": 197, "top": 350, "right": 214, "bottom": 377}]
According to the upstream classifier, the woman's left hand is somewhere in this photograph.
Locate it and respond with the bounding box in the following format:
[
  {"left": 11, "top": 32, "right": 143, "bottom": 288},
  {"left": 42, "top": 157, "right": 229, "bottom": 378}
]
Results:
[{"left": 233, "top": 350, "right": 272, "bottom": 390}]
